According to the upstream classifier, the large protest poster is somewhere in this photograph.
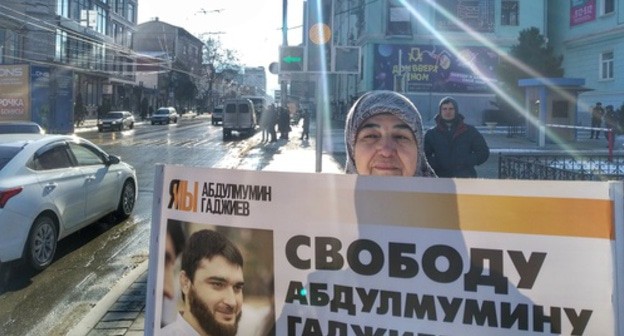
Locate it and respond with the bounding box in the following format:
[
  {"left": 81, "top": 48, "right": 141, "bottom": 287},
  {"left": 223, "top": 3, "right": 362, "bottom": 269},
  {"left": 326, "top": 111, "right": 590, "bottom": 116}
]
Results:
[{"left": 146, "top": 165, "right": 624, "bottom": 335}]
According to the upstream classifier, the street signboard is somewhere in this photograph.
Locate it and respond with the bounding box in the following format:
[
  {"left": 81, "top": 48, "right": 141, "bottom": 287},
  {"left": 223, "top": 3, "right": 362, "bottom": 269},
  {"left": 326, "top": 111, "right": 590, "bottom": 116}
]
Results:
[{"left": 279, "top": 46, "right": 305, "bottom": 73}]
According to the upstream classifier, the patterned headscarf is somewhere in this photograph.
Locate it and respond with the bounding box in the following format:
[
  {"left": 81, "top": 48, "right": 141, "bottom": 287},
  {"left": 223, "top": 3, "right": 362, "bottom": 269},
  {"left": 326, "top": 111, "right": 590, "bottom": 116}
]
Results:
[{"left": 344, "top": 90, "right": 435, "bottom": 177}]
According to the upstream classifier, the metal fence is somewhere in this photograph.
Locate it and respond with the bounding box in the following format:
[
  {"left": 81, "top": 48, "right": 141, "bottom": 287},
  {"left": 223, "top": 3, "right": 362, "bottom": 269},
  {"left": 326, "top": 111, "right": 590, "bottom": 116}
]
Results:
[{"left": 498, "top": 153, "right": 624, "bottom": 181}]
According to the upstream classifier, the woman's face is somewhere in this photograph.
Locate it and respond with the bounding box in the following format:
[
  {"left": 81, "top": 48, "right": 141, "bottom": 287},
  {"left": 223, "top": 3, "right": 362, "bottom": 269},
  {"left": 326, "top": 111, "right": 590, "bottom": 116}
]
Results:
[{"left": 354, "top": 113, "right": 419, "bottom": 176}]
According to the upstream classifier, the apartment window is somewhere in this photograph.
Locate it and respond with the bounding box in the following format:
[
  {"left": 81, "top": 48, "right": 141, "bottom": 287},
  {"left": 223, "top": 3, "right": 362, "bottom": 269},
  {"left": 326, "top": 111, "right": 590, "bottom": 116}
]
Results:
[
  {"left": 603, "top": 0, "right": 615, "bottom": 14},
  {"left": 116, "top": 0, "right": 124, "bottom": 13},
  {"left": 127, "top": 3, "right": 135, "bottom": 23},
  {"left": 126, "top": 31, "right": 133, "bottom": 48},
  {"left": 93, "top": 43, "right": 105, "bottom": 70},
  {"left": 501, "top": 0, "right": 519, "bottom": 26},
  {"left": 386, "top": 0, "right": 412, "bottom": 36},
  {"left": 57, "top": 0, "right": 69, "bottom": 18},
  {"left": 95, "top": 5, "right": 107, "bottom": 35},
  {"left": 600, "top": 51, "right": 614, "bottom": 80},
  {"left": 55, "top": 29, "right": 68, "bottom": 63},
  {"left": 71, "top": 0, "right": 89, "bottom": 21},
  {"left": 0, "top": 29, "right": 20, "bottom": 64}
]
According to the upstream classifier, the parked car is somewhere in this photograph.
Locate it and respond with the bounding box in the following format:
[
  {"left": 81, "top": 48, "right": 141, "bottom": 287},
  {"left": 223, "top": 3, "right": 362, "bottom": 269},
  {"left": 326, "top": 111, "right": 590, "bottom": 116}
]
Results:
[
  {"left": 151, "top": 107, "right": 179, "bottom": 125},
  {"left": 0, "top": 121, "right": 45, "bottom": 134},
  {"left": 222, "top": 98, "right": 256, "bottom": 139},
  {"left": 97, "top": 111, "right": 135, "bottom": 132},
  {"left": 212, "top": 105, "right": 224, "bottom": 125},
  {"left": 0, "top": 134, "right": 137, "bottom": 271}
]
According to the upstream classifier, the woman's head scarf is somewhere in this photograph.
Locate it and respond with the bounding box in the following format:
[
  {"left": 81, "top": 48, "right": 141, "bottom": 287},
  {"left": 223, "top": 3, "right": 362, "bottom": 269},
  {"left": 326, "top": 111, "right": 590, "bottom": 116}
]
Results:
[{"left": 344, "top": 90, "right": 435, "bottom": 177}]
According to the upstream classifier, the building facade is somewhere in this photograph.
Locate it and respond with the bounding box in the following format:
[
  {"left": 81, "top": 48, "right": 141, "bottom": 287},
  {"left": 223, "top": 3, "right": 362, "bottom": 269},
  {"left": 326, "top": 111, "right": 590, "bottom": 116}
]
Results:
[
  {"left": 547, "top": 0, "right": 624, "bottom": 124},
  {"left": 325, "top": 0, "right": 624, "bottom": 127},
  {"left": 0, "top": 0, "right": 138, "bottom": 132},
  {"left": 134, "top": 18, "right": 204, "bottom": 111},
  {"left": 329, "top": 0, "right": 548, "bottom": 124}
]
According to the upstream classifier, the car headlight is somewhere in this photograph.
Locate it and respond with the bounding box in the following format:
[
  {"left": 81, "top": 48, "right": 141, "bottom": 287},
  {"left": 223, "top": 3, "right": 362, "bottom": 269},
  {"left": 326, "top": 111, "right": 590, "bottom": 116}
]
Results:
[
  {"left": 112, "top": 121, "right": 119, "bottom": 124},
  {"left": 97, "top": 120, "right": 103, "bottom": 125}
]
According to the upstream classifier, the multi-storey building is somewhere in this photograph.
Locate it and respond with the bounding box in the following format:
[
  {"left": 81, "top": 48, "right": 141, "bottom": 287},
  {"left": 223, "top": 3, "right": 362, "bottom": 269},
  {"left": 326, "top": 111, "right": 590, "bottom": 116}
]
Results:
[
  {"left": 134, "top": 18, "right": 203, "bottom": 110},
  {"left": 325, "top": 0, "right": 624, "bottom": 126},
  {"left": 240, "top": 66, "right": 268, "bottom": 96},
  {"left": 329, "top": 0, "right": 548, "bottom": 124},
  {"left": 547, "top": 0, "right": 624, "bottom": 120},
  {"left": 0, "top": 0, "right": 138, "bottom": 132}
]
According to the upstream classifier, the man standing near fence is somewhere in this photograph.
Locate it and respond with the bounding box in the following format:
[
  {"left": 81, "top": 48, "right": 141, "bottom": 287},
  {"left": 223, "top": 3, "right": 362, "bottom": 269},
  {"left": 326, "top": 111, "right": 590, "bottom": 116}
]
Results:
[
  {"left": 590, "top": 102, "right": 605, "bottom": 139},
  {"left": 424, "top": 96, "right": 490, "bottom": 178}
]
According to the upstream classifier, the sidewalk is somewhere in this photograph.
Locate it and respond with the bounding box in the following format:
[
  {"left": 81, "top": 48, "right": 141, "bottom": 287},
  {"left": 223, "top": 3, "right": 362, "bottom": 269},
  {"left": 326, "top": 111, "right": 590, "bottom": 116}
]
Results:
[{"left": 70, "top": 123, "right": 620, "bottom": 335}]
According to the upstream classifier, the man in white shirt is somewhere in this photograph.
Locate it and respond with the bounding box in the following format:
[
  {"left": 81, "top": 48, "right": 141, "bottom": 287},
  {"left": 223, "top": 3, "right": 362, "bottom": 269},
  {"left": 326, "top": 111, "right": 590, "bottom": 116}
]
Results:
[{"left": 161, "top": 229, "right": 245, "bottom": 336}]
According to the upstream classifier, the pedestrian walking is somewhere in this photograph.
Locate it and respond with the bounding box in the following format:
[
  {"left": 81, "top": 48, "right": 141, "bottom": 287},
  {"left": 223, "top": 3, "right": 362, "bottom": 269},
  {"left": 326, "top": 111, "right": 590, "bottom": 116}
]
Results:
[
  {"left": 590, "top": 102, "right": 605, "bottom": 139},
  {"left": 300, "top": 109, "right": 310, "bottom": 140},
  {"left": 424, "top": 96, "right": 490, "bottom": 178},
  {"left": 603, "top": 104, "right": 619, "bottom": 137},
  {"left": 278, "top": 106, "right": 291, "bottom": 140},
  {"left": 264, "top": 104, "right": 278, "bottom": 142},
  {"left": 260, "top": 106, "right": 270, "bottom": 142}
]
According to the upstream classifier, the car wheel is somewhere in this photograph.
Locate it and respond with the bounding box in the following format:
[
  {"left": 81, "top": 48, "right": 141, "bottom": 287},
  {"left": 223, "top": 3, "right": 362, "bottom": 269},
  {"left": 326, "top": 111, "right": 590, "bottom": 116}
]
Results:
[
  {"left": 98, "top": 128, "right": 103, "bottom": 132},
  {"left": 129, "top": 122, "right": 134, "bottom": 129},
  {"left": 26, "top": 214, "right": 58, "bottom": 271},
  {"left": 116, "top": 179, "right": 136, "bottom": 219},
  {"left": 151, "top": 121, "right": 155, "bottom": 125},
  {"left": 174, "top": 118, "right": 178, "bottom": 124}
]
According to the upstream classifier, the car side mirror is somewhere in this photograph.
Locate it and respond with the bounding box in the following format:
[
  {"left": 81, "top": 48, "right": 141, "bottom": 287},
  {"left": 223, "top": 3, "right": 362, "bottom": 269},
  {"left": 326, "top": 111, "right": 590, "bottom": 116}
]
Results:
[{"left": 107, "top": 155, "right": 120, "bottom": 165}]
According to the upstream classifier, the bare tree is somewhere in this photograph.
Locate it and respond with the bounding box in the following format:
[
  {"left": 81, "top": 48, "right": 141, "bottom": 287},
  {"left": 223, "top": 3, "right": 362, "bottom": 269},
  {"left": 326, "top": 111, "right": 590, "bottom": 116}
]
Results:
[{"left": 198, "top": 36, "right": 241, "bottom": 111}]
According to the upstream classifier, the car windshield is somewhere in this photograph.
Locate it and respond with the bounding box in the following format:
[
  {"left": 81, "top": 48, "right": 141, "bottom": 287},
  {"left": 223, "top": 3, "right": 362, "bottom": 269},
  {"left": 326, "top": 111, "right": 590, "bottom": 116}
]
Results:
[
  {"left": 155, "top": 109, "right": 168, "bottom": 115},
  {"left": 106, "top": 112, "right": 124, "bottom": 119}
]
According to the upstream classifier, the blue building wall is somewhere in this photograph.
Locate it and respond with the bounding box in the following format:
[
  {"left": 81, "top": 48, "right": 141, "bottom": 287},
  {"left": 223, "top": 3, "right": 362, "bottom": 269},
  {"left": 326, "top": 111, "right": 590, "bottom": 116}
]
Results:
[
  {"left": 333, "top": 0, "right": 548, "bottom": 126},
  {"left": 547, "top": 0, "right": 624, "bottom": 126}
]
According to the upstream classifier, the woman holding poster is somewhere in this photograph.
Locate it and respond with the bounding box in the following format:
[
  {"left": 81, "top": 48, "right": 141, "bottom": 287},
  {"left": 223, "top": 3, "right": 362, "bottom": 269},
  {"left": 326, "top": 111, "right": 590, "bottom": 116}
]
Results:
[{"left": 344, "top": 90, "right": 436, "bottom": 177}]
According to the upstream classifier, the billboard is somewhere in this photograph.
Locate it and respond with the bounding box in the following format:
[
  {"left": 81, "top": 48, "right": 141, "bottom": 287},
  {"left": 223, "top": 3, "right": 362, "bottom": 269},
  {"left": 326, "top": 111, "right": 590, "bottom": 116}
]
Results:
[
  {"left": 570, "top": 0, "right": 596, "bottom": 26},
  {"left": 0, "top": 64, "right": 30, "bottom": 121},
  {"left": 373, "top": 44, "right": 499, "bottom": 93},
  {"left": 30, "top": 65, "right": 51, "bottom": 130},
  {"left": 146, "top": 166, "right": 624, "bottom": 335}
]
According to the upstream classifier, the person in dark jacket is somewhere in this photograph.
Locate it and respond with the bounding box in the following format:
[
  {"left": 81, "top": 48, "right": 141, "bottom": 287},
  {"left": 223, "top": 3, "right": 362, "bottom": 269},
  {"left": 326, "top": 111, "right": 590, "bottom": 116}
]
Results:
[
  {"left": 300, "top": 109, "right": 310, "bottom": 140},
  {"left": 278, "top": 106, "right": 291, "bottom": 140},
  {"left": 590, "top": 102, "right": 604, "bottom": 139},
  {"left": 267, "top": 104, "right": 278, "bottom": 142},
  {"left": 424, "top": 96, "right": 490, "bottom": 178}
]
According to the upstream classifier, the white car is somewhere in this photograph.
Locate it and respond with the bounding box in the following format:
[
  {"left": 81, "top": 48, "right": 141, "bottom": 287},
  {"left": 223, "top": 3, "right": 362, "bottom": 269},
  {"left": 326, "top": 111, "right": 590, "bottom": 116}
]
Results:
[
  {"left": 0, "top": 121, "right": 45, "bottom": 134},
  {"left": 0, "top": 134, "right": 137, "bottom": 271},
  {"left": 150, "top": 107, "right": 179, "bottom": 125},
  {"left": 97, "top": 111, "right": 135, "bottom": 132}
]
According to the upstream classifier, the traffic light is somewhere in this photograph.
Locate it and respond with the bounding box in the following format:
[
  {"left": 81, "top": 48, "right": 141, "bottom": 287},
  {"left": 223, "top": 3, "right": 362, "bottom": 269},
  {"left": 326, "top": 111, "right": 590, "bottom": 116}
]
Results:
[
  {"left": 333, "top": 46, "right": 361, "bottom": 74},
  {"left": 306, "top": 0, "right": 332, "bottom": 73},
  {"left": 279, "top": 46, "right": 305, "bottom": 73},
  {"left": 307, "top": 40, "right": 331, "bottom": 73}
]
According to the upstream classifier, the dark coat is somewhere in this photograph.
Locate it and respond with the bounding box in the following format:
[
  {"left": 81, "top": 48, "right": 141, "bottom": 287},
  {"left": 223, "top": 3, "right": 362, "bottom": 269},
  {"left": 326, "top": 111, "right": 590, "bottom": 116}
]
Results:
[{"left": 424, "top": 114, "right": 490, "bottom": 178}]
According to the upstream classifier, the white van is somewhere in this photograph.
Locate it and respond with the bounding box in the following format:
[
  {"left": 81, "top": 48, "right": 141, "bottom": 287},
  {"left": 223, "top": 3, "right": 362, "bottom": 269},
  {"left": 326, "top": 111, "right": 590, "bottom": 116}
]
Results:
[{"left": 222, "top": 98, "right": 257, "bottom": 139}]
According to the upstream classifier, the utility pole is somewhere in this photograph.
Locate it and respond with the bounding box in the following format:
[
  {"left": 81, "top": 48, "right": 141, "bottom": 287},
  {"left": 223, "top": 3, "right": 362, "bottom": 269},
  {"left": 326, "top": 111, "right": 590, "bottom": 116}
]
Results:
[{"left": 280, "top": 0, "right": 288, "bottom": 110}]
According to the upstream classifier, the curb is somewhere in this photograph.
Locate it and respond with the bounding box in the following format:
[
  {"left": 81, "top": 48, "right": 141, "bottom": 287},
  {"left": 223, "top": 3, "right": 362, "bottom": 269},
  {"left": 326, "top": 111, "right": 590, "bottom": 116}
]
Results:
[{"left": 67, "top": 260, "right": 149, "bottom": 336}]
